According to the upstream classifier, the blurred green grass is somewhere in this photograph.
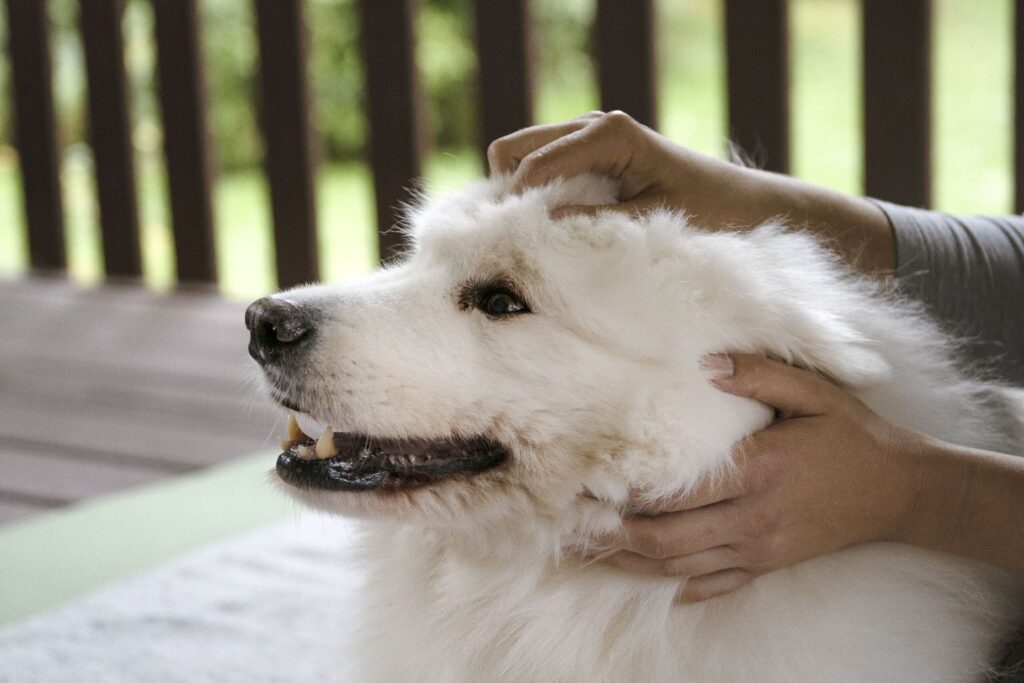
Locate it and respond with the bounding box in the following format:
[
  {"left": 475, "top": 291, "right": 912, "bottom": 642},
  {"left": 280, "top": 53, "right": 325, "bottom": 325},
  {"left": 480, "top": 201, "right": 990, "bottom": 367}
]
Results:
[{"left": 0, "top": 0, "right": 1015, "bottom": 298}]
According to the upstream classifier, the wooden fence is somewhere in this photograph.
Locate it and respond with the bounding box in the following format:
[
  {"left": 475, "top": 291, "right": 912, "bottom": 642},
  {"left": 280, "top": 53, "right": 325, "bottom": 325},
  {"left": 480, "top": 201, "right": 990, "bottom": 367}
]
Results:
[{"left": 4, "top": 0, "right": 1024, "bottom": 290}]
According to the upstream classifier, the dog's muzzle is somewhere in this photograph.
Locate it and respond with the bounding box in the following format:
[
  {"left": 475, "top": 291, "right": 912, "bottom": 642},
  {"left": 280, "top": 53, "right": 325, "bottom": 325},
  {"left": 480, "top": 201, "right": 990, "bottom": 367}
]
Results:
[{"left": 245, "top": 297, "right": 315, "bottom": 366}]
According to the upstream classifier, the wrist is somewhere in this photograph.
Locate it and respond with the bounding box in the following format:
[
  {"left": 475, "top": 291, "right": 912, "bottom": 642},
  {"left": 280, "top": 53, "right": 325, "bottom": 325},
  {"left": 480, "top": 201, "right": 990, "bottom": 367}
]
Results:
[{"left": 889, "top": 435, "right": 971, "bottom": 549}]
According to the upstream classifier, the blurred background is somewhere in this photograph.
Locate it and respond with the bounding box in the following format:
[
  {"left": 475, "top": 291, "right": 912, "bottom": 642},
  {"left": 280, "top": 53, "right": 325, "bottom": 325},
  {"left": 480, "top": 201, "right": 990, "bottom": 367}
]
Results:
[{"left": 0, "top": 0, "right": 1015, "bottom": 300}]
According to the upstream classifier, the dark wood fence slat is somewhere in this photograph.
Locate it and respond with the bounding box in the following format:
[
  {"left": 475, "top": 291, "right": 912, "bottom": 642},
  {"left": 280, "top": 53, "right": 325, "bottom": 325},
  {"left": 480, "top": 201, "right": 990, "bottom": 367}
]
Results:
[
  {"left": 1015, "top": 0, "right": 1024, "bottom": 213},
  {"left": 473, "top": 0, "right": 533, "bottom": 159},
  {"left": 79, "top": 0, "right": 143, "bottom": 278},
  {"left": 863, "top": 0, "right": 932, "bottom": 208},
  {"left": 724, "top": 0, "right": 789, "bottom": 173},
  {"left": 254, "top": 0, "right": 319, "bottom": 289},
  {"left": 595, "top": 0, "right": 657, "bottom": 129},
  {"left": 152, "top": 0, "right": 218, "bottom": 285},
  {"left": 358, "top": 0, "right": 425, "bottom": 262},
  {"left": 5, "top": 0, "right": 66, "bottom": 271}
]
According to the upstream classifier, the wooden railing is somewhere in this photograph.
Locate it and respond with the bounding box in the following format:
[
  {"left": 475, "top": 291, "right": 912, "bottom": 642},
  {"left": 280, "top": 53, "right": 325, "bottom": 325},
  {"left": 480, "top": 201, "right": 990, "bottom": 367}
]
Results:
[{"left": 4, "top": 0, "right": 1024, "bottom": 291}]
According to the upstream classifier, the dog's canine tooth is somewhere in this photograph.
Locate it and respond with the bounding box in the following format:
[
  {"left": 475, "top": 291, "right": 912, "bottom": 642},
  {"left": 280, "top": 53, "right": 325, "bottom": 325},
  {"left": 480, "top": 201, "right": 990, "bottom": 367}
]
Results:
[
  {"left": 316, "top": 427, "right": 337, "bottom": 459},
  {"left": 278, "top": 437, "right": 293, "bottom": 453},
  {"left": 287, "top": 413, "right": 305, "bottom": 442}
]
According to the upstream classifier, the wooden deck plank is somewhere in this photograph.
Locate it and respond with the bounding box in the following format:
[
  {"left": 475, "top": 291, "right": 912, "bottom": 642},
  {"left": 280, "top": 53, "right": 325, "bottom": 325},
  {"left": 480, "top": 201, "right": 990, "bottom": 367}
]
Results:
[
  {"left": 0, "top": 279, "right": 285, "bottom": 527},
  {"left": 0, "top": 393, "right": 275, "bottom": 467},
  {"left": 0, "top": 350, "right": 266, "bottom": 409},
  {"left": 0, "top": 449, "right": 171, "bottom": 503},
  {"left": 0, "top": 500, "right": 51, "bottom": 527},
  {"left": 3, "top": 357, "right": 275, "bottom": 426}
]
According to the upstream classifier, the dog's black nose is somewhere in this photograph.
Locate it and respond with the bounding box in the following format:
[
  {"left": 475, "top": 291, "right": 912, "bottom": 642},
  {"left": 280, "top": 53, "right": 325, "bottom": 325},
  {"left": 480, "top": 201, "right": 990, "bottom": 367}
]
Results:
[{"left": 245, "top": 297, "right": 314, "bottom": 365}]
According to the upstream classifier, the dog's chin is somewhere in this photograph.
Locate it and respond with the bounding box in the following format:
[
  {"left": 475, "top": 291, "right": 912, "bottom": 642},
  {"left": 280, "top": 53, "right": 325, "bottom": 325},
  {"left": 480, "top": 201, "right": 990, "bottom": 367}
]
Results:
[{"left": 274, "top": 473, "right": 506, "bottom": 522}]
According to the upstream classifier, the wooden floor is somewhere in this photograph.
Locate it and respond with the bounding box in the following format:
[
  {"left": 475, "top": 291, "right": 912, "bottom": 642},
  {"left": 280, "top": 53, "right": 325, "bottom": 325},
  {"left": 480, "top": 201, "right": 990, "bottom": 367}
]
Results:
[{"left": 0, "top": 277, "right": 281, "bottom": 526}]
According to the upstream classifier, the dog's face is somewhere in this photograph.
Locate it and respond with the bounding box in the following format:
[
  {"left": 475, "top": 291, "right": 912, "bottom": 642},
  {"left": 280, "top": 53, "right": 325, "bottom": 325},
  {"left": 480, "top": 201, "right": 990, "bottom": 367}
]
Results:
[{"left": 247, "top": 177, "right": 774, "bottom": 538}]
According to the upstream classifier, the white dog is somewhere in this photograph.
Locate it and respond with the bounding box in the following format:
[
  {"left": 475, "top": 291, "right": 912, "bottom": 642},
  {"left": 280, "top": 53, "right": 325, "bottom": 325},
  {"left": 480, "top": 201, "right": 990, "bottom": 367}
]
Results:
[{"left": 247, "top": 175, "right": 1024, "bottom": 682}]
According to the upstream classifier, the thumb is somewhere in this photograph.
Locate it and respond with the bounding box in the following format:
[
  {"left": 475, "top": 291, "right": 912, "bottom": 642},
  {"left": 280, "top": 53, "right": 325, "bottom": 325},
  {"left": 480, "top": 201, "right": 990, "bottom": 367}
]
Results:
[
  {"left": 706, "top": 353, "right": 837, "bottom": 418},
  {"left": 550, "top": 197, "right": 661, "bottom": 220}
]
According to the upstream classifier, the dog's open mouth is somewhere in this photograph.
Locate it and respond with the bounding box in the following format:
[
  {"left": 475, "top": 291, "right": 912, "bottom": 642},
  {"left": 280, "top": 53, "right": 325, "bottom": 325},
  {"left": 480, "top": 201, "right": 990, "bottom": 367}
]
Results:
[{"left": 275, "top": 415, "right": 508, "bottom": 491}]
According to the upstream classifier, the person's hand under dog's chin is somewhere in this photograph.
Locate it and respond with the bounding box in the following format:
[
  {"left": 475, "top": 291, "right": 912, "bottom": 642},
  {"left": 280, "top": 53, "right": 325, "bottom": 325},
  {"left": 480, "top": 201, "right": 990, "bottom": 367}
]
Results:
[{"left": 583, "top": 353, "right": 931, "bottom": 603}]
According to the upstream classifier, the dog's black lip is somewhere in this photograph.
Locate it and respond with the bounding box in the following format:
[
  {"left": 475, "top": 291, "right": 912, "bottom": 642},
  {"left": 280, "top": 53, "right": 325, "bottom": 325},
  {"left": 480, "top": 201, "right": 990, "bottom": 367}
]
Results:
[{"left": 275, "top": 433, "right": 509, "bottom": 491}]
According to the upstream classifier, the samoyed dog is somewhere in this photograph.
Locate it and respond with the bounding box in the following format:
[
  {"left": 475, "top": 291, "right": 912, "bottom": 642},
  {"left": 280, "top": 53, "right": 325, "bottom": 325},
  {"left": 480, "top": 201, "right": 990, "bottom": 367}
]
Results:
[{"left": 247, "top": 175, "right": 1024, "bottom": 682}]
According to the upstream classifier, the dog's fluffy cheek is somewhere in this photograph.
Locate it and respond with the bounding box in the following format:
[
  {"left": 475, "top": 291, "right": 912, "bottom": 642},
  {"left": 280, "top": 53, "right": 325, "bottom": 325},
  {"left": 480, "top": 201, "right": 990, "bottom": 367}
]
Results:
[{"left": 610, "top": 379, "right": 773, "bottom": 498}]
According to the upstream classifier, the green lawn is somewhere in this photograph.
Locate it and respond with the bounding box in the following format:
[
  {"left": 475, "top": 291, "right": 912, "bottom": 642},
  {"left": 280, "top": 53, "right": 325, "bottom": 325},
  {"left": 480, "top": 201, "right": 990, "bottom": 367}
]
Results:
[{"left": 0, "top": 0, "right": 1015, "bottom": 297}]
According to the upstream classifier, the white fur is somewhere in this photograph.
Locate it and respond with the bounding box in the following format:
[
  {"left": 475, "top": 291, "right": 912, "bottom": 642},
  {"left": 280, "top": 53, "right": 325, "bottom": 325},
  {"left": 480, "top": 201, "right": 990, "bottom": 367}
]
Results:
[{"left": 266, "top": 175, "right": 1024, "bottom": 682}]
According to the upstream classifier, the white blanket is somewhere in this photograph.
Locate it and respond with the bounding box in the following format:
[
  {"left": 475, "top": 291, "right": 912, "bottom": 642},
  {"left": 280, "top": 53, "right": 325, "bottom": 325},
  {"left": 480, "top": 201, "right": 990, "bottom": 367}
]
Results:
[{"left": 0, "top": 515, "right": 362, "bottom": 682}]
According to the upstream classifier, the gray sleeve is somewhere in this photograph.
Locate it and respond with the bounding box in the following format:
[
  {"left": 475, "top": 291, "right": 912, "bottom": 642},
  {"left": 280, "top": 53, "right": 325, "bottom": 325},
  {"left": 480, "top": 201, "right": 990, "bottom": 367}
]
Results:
[{"left": 871, "top": 200, "right": 1024, "bottom": 387}]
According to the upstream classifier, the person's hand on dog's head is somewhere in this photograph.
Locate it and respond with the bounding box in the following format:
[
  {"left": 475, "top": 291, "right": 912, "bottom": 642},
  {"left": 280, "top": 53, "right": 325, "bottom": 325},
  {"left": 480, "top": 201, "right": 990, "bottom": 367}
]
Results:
[
  {"left": 488, "top": 110, "right": 758, "bottom": 226},
  {"left": 489, "top": 111, "right": 896, "bottom": 275}
]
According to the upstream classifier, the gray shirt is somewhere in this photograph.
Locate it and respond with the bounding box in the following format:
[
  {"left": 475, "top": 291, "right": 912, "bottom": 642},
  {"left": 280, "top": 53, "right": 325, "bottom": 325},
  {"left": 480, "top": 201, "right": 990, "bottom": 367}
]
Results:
[{"left": 873, "top": 201, "right": 1024, "bottom": 387}]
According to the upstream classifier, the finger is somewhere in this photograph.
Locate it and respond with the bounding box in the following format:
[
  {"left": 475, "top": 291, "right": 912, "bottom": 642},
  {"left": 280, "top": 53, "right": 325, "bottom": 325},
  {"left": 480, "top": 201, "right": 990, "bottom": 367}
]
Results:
[
  {"left": 636, "top": 471, "right": 749, "bottom": 514},
  {"left": 549, "top": 196, "right": 659, "bottom": 220},
  {"left": 607, "top": 504, "right": 740, "bottom": 559},
  {"left": 707, "top": 353, "right": 839, "bottom": 418},
  {"left": 675, "top": 568, "right": 754, "bottom": 603},
  {"left": 487, "top": 114, "right": 599, "bottom": 176},
  {"left": 511, "top": 111, "right": 641, "bottom": 193},
  {"left": 604, "top": 546, "right": 742, "bottom": 578}
]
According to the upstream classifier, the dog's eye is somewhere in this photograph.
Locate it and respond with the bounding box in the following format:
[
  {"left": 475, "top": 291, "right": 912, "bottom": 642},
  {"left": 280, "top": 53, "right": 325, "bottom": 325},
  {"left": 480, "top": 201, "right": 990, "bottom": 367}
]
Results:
[{"left": 479, "top": 290, "right": 529, "bottom": 317}]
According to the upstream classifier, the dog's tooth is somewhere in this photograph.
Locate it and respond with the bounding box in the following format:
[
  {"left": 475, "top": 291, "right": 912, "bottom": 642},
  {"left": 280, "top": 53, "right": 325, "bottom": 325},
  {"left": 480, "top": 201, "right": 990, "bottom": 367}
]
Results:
[
  {"left": 287, "top": 413, "right": 305, "bottom": 442},
  {"left": 278, "top": 437, "right": 293, "bottom": 453},
  {"left": 296, "top": 444, "right": 315, "bottom": 460},
  {"left": 316, "top": 427, "right": 337, "bottom": 459}
]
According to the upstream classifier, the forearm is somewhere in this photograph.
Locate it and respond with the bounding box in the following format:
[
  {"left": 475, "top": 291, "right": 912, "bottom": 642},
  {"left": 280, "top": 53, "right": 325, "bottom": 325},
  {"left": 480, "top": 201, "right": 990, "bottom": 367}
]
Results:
[
  {"left": 899, "top": 436, "right": 1024, "bottom": 575},
  {"left": 738, "top": 168, "right": 896, "bottom": 275}
]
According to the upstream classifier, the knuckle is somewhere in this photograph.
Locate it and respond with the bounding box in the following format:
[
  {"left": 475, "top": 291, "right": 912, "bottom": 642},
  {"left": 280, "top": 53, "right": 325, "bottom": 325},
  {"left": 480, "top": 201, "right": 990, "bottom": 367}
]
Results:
[
  {"left": 632, "top": 528, "right": 671, "bottom": 559},
  {"left": 683, "top": 579, "right": 713, "bottom": 602},
  {"left": 602, "top": 110, "right": 634, "bottom": 128},
  {"left": 515, "top": 152, "right": 541, "bottom": 177},
  {"left": 658, "top": 558, "right": 685, "bottom": 577},
  {"left": 755, "top": 510, "right": 783, "bottom": 538},
  {"left": 486, "top": 139, "right": 510, "bottom": 168},
  {"left": 749, "top": 457, "right": 779, "bottom": 494},
  {"left": 749, "top": 531, "right": 783, "bottom": 568}
]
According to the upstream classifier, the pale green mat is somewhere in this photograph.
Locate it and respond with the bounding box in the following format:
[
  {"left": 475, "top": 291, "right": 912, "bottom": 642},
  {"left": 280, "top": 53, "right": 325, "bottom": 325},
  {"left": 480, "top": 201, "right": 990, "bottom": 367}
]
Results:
[{"left": 0, "top": 453, "right": 294, "bottom": 627}]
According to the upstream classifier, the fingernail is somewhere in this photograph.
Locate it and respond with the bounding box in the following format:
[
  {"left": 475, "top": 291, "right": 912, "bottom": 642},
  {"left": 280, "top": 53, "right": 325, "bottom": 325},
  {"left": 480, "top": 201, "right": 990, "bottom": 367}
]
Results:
[{"left": 700, "top": 354, "right": 734, "bottom": 380}]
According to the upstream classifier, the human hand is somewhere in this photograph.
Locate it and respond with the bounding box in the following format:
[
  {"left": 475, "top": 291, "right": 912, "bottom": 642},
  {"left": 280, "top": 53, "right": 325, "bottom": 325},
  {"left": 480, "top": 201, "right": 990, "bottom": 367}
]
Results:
[
  {"left": 595, "top": 353, "right": 925, "bottom": 602},
  {"left": 487, "top": 111, "right": 766, "bottom": 227},
  {"left": 488, "top": 111, "right": 895, "bottom": 273}
]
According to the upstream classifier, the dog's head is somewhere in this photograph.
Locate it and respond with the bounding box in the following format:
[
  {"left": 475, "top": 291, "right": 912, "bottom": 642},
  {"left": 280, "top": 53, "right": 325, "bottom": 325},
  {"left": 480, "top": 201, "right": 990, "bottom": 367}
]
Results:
[{"left": 247, "top": 175, "right": 887, "bottom": 544}]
